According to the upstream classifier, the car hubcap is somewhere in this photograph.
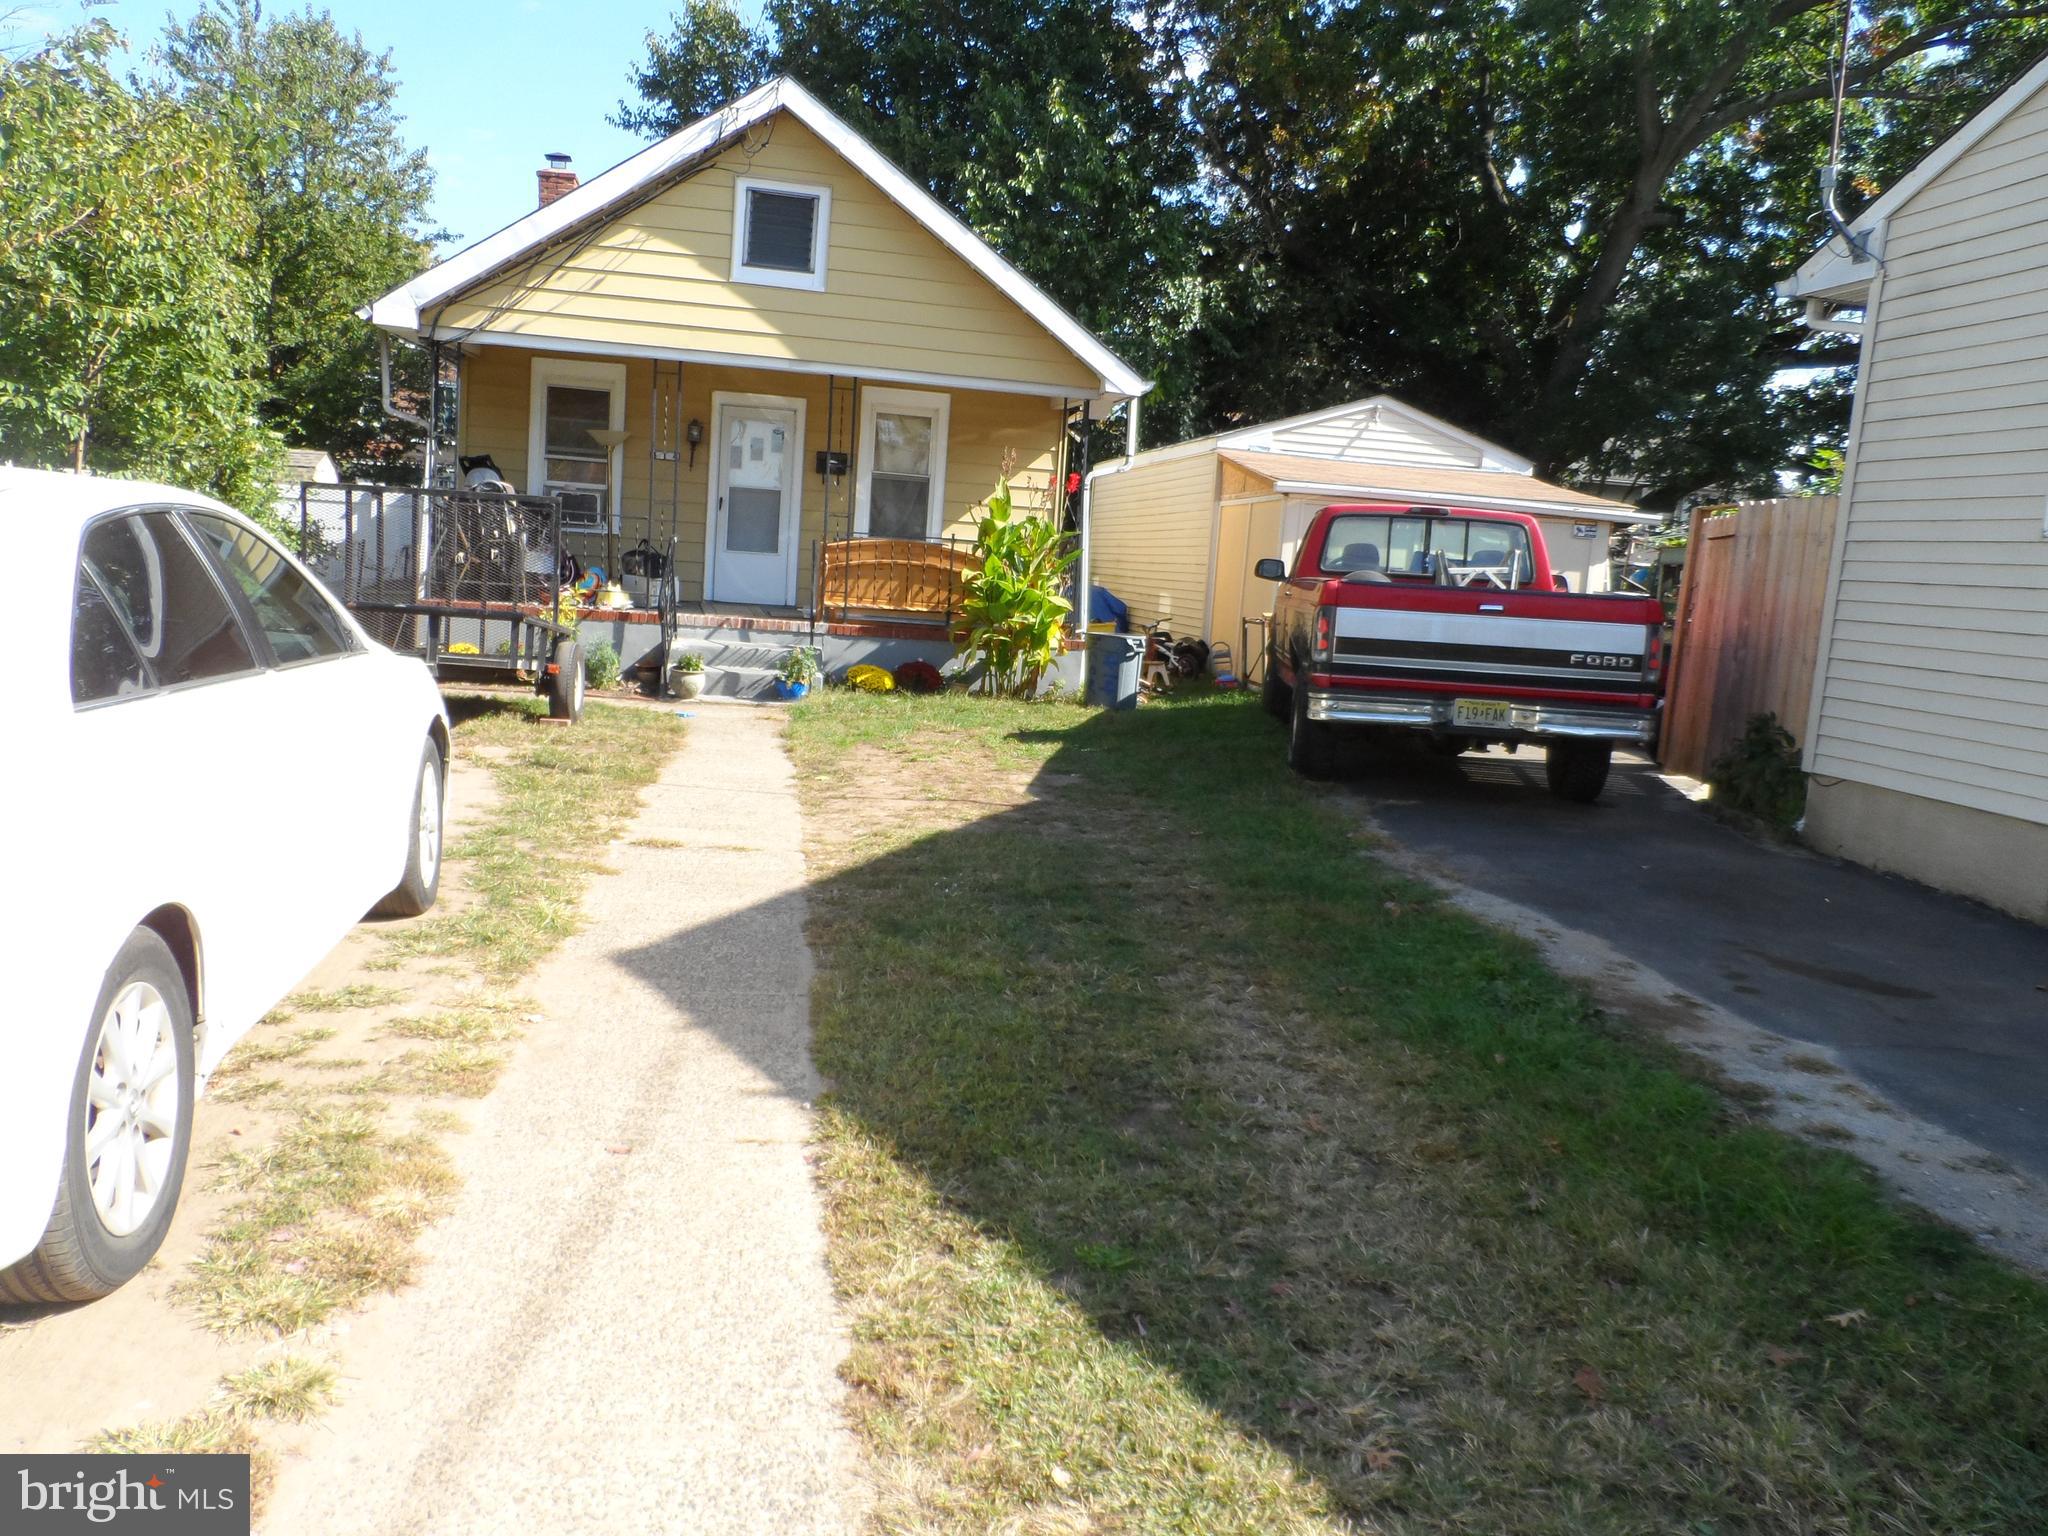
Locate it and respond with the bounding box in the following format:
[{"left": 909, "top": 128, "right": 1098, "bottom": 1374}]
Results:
[
  {"left": 418, "top": 761, "right": 442, "bottom": 883},
  {"left": 84, "top": 982, "right": 179, "bottom": 1237}
]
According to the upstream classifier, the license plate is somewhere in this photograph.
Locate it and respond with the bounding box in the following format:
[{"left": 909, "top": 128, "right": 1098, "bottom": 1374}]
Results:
[{"left": 1451, "top": 698, "right": 1512, "bottom": 728}]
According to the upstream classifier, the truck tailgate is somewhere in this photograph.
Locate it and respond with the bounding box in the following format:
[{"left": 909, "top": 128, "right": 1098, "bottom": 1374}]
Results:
[{"left": 1328, "top": 593, "right": 1657, "bottom": 701}]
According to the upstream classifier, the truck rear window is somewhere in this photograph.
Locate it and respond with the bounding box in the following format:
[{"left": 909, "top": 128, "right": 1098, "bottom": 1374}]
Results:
[{"left": 1319, "top": 513, "right": 1534, "bottom": 585}]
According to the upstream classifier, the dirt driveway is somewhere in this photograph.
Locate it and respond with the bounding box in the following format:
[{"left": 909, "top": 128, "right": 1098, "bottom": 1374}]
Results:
[{"left": 1340, "top": 747, "right": 2048, "bottom": 1263}]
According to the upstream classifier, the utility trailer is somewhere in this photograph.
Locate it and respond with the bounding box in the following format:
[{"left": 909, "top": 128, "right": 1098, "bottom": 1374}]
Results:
[{"left": 296, "top": 482, "right": 586, "bottom": 720}]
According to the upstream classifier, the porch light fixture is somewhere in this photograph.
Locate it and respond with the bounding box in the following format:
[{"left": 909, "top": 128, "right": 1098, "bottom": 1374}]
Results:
[{"left": 686, "top": 417, "right": 703, "bottom": 467}]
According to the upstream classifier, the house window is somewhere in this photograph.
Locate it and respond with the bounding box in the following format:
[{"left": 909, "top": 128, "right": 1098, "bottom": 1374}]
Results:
[
  {"left": 856, "top": 388, "right": 951, "bottom": 540},
  {"left": 732, "top": 177, "right": 829, "bottom": 291},
  {"left": 527, "top": 359, "right": 625, "bottom": 534}
]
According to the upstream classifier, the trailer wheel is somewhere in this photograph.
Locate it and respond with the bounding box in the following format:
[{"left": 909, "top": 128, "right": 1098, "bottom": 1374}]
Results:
[
  {"left": 547, "top": 639, "right": 585, "bottom": 722},
  {"left": 1287, "top": 665, "right": 1338, "bottom": 779},
  {"left": 1545, "top": 740, "right": 1612, "bottom": 804},
  {"left": 1261, "top": 642, "right": 1290, "bottom": 721}
]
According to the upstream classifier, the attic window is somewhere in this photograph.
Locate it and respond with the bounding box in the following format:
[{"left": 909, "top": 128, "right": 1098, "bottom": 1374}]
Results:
[{"left": 733, "top": 177, "right": 829, "bottom": 291}]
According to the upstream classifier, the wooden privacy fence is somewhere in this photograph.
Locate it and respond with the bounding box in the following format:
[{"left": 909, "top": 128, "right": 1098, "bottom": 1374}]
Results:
[{"left": 1659, "top": 495, "right": 1838, "bottom": 779}]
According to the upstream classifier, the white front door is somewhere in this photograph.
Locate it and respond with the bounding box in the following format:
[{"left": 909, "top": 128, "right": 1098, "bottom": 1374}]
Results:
[{"left": 710, "top": 401, "right": 800, "bottom": 605}]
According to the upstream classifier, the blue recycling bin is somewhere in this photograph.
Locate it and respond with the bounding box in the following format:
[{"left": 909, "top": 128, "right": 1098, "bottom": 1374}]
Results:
[{"left": 1086, "top": 631, "right": 1146, "bottom": 710}]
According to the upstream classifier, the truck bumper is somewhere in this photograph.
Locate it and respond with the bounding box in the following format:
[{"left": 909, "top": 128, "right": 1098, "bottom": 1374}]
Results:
[{"left": 1305, "top": 689, "right": 1660, "bottom": 745}]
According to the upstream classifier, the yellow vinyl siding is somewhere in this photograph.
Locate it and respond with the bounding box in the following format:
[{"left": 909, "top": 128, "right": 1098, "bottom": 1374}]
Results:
[
  {"left": 459, "top": 345, "right": 1059, "bottom": 608},
  {"left": 436, "top": 113, "right": 1098, "bottom": 397},
  {"left": 1089, "top": 453, "right": 1220, "bottom": 634},
  {"left": 1814, "top": 76, "right": 2048, "bottom": 827},
  {"left": 1211, "top": 494, "right": 1288, "bottom": 659}
]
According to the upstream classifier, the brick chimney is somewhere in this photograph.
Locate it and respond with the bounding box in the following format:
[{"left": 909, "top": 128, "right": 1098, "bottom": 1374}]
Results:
[{"left": 538, "top": 152, "right": 578, "bottom": 208}]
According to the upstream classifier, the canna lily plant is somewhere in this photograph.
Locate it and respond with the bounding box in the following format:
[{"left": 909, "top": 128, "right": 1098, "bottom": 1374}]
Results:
[{"left": 954, "top": 475, "right": 1074, "bottom": 697}]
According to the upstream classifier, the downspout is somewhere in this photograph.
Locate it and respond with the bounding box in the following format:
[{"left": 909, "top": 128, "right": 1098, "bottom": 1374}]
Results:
[{"left": 1073, "top": 394, "right": 1139, "bottom": 702}]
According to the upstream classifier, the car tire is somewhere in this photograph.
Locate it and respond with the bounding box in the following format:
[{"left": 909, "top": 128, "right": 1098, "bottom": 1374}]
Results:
[
  {"left": 1261, "top": 642, "right": 1290, "bottom": 721},
  {"left": 1287, "top": 660, "right": 1338, "bottom": 779},
  {"left": 1545, "top": 739, "right": 1613, "bottom": 804},
  {"left": 547, "top": 639, "right": 584, "bottom": 721},
  {"left": 0, "top": 929, "right": 196, "bottom": 1304},
  {"left": 372, "top": 738, "right": 445, "bottom": 919}
]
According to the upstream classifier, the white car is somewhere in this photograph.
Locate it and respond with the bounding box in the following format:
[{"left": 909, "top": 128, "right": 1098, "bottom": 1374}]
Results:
[{"left": 0, "top": 468, "right": 449, "bottom": 1303}]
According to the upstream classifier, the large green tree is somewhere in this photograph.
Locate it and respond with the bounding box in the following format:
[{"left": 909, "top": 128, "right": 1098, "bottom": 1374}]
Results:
[
  {"left": 160, "top": 0, "right": 439, "bottom": 474},
  {"left": 629, "top": 1, "right": 2048, "bottom": 499},
  {"left": 0, "top": 23, "right": 281, "bottom": 517}
]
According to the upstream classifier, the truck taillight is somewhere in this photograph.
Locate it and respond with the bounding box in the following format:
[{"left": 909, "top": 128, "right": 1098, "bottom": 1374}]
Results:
[
  {"left": 1313, "top": 606, "right": 1335, "bottom": 662},
  {"left": 1645, "top": 626, "right": 1665, "bottom": 685}
]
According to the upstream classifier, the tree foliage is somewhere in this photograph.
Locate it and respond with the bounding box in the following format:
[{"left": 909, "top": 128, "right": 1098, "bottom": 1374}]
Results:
[
  {"left": 0, "top": 23, "right": 280, "bottom": 517},
  {"left": 160, "top": 0, "right": 439, "bottom": 473},
  {"left": 621, "top": 0, "right": 2048, "bottom": 501}
]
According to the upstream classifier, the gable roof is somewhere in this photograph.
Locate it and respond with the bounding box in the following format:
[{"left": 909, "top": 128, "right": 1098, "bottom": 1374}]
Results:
[
  {"left": 1781, "top": 49, "right": 2048, "bottom": 303},
  {"left": 365, "top": 76, "right": 1148, "bottom": 405},
  {"left": 1217, "top": 395, "right": 1535, "bottom": 473},
  {"left": 1218, "top": 450, "right": 1655, "bottom": 523}
]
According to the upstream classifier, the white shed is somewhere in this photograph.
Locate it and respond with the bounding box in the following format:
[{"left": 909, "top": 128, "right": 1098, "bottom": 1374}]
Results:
[
  {"left": 1780, "top": 53, "right": 2048, "bottom": 922},
  {"left": 1087, "top": 397, "right": 1652, "bottom": 656}
]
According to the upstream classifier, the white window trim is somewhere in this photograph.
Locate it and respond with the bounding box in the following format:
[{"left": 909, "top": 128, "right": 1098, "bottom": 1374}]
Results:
[
  {"left": 731, "top": 176, "right": 830, "bottom": 292},
  {"left": 703, "top": 390, "right": 808, "bottom": 607},
  {"left": 527, "top": 357, "right": 626, "bottom": 534},
  {"left": 854, "top": 387, "right": 951, "bottom": 539}
]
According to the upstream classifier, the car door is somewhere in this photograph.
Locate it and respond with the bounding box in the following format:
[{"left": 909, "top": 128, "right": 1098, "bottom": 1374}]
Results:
[
  {"left": 69, "top": 509, "right": 282, "bottom": 1060},
  {"left": 179, "top": 510, "right": 404, "bottom": 938}
]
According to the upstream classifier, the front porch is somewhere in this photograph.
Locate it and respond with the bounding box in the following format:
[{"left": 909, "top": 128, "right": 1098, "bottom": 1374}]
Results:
[{"left": 449, "top": 344, "right": 1084, "bottom": 631}]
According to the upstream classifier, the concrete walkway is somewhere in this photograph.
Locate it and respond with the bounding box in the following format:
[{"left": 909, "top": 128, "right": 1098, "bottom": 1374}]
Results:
[{"left": 261, "top": 705, "right": 864, "bottom": 1535}]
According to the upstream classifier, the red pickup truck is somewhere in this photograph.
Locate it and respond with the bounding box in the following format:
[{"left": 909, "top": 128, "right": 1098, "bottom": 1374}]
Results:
[{"left": 1258, "top": 503, "right": 1665, "bottom": 801}]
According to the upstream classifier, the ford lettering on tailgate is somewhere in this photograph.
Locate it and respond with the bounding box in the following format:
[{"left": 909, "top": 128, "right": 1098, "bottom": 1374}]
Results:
[{"left": 1570, "top": 653, "right": 1639, "bottom": 669}]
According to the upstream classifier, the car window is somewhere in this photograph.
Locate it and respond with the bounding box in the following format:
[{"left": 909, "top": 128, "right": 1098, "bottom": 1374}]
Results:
[
  {"left": 81, "top": 512, "right": 257, "bottom": 685},
  {"left": 71, "top": 567, "right": 154, "bottom": 705},
  {"left": 185, "top": 512, "right": 353, "bottom": 665}
]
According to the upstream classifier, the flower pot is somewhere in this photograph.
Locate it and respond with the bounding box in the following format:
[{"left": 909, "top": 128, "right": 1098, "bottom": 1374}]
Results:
[
  {"left": 672, "top": 669, "right": 705, "bottom": 700},
  {"left": 773, "top": 678, "right": 810, "bottom": 701}
]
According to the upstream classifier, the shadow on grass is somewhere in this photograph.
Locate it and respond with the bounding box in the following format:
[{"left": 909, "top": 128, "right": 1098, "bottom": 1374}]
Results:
[{"left": 612, "top": 692, "right": 2048, "bottom": 1533}]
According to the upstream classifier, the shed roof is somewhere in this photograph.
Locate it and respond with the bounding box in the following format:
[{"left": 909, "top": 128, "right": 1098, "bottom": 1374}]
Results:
[{"left": 1218, "top": 450, "right": 1655, "bottom": 524}]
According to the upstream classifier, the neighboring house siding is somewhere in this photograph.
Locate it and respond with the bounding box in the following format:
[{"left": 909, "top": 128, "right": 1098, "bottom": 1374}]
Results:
[
  {"left": 459, "top": 345, "right": 1058, "bottom": 607},
  {"left": 1813, "top": 80, "right": 2048, "bottom": 829},
  {"left": 1238, "top": 413, "right": 1484, "bottom": 469},
  {"left": 1090, "top": 453, "right": 1220, "bottom": 633},
  {"left": 437, "top": 114, "right": 1098, "bottom": 397}
]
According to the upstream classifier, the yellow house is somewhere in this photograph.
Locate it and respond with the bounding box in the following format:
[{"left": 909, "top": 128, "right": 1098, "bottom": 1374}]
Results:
[{"left": 363, "top": 77, "right": 1145, "bottom": 682}]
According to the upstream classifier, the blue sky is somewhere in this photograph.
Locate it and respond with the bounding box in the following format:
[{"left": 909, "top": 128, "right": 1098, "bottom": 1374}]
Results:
[{"left": 20, "top": 0, "right": 768, "bottom": 248}]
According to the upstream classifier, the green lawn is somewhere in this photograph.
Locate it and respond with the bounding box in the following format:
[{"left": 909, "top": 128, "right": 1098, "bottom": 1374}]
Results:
[{"left": 790, "top": 688, "right": 2048, "bottom": 1536}]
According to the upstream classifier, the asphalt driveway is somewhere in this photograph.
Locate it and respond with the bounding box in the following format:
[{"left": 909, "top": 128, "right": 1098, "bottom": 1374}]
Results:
[{"left": 1339, "top": 749, "right": 2048, "bottom": 1182}]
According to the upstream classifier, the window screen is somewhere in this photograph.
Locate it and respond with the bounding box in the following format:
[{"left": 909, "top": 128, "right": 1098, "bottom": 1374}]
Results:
[
  {"left": 744, "top": 189, "right": 818, "bottom": 273},
  {"left": 868, "top": 411, "right": 933, "bottom": 539},
  {"left": 541, "top": 383, "right": 613, "bottom": 531},
  {"left": 82, "top": 512, "right": 256, "bottom": 685},
  {"left": 186, "top": 513, "right": 353, "bottom": 665}
]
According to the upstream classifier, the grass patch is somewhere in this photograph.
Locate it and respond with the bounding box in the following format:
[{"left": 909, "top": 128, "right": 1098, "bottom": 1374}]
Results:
[
  {"left": 183, "top": 1108, "right": 456, "bottom": 1335},
  {"left": 221, "top": 1354, "right": 339, "bottom": 1423},
  {"left": 791, "top": 689, "right": 2048, "bottom": 1535},
  {"left": 380, "top": 698, "right": 682, "bottom": 976},
  {"left": 277, "top": 984, "right": 407, "bottom": 1017}
]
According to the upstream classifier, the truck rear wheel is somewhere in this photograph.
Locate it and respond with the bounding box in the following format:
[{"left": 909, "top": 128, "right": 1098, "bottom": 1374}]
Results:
[
  {"left": 1545, "top": 740, "right": 1612, "bottom": 803},
  {"left": 1261, "top": 643, "right": 1289, "bottom": 721},
  {"left": 1287, "top": 668, "right": 1338, "bottom": 779}
]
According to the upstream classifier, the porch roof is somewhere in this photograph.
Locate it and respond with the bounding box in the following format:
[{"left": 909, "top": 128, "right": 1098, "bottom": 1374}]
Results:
[{"left": 364, "top": 77, "right": 1149, "bottom": 408}]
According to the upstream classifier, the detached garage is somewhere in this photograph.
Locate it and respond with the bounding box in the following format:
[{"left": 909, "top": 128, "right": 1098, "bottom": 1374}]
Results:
[{"left": 1088, "top": 396, "right": 1652, "bottom": 652}]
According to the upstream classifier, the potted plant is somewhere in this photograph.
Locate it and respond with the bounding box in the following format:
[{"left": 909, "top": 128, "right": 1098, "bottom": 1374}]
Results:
[
  {"left": 774, "top": 646, "right": 820, "bottom": 700},
  {"left": 671, "top": 651, "right": 706, "bottom": 699}
]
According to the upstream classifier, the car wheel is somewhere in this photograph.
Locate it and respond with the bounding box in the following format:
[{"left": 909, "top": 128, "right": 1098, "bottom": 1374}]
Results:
[
  {"left": 1261, "top": 643, "right": 1289, "bottom": 721},
  {"left": 547, "top": 639, "right": 584, "bottom": 721},
  {"left": 372, "top": 738, "right": 445, "bottom": 918},
  {"left": 1287, "top": 661, "right": 1338, "bottom": 779},
  {"left": 0, "top": 929, "right": 195, "bottom": 1304},
  {"left": 1545, "top": 740, "right": 1613, "bottom": 803}
]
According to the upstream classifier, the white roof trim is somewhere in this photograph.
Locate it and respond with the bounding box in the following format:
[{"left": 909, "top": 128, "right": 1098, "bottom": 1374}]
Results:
[
  {"left": 1270, "top": 478, "right": 1657, "bottom": 523},
  {"left": 366, "top": 77, "right": 1148, "bottom": 404},
  {"left": 1215, "top": 395, "right": 1536, "bottom": 475},
  {"left": 1781, "top": 48, "right": 2048, "bottom": 302}
]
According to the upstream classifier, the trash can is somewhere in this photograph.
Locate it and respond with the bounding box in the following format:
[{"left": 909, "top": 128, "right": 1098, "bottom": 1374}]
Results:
[{"left": 1085, "top": 631, "right": 1146, "bottom": 710}]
